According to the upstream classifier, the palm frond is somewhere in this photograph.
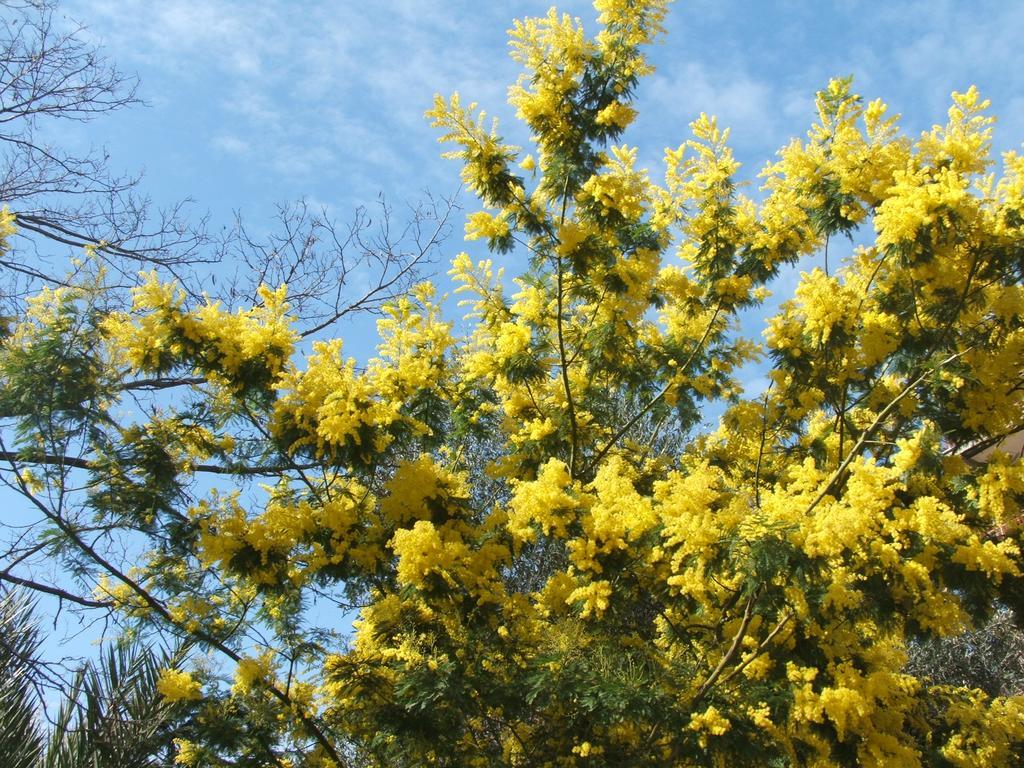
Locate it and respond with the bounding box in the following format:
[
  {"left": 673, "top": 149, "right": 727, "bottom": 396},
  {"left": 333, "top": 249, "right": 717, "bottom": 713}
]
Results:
[
  {"left": 0, "top": 589, "right": 46, "bottom": 768},
  {"left": 46, "top": 641, "right": 181, "bottom": 768}
]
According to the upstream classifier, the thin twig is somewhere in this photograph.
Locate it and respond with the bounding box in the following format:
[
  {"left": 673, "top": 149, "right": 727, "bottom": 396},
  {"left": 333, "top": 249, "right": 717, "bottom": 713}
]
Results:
[
  {"left": 720, "top": 609, "right": 794, "bottom": 686},
  {"left": 693, "top": 586, "right": 760, "bottom": 703},
  {"left": 805, "top": 348, "right": 971, "bottom": 516},
  {"left": 0, "top": 569, "right": 112, "bottom": 608},
  {"left": 3, "top": 452, "right": 348, "bottom": 766},
  {"left": 754, "top": 382, "right": 773, "bottom": 508},
  {"left": 583, "top": 303, "right": 723, "bottom": 478},
  {"left": 554, "top": 173, "right": 579, "bottom": 477},
  {"left": 0, "top": 450, "right": 319, "bottom": 476}
]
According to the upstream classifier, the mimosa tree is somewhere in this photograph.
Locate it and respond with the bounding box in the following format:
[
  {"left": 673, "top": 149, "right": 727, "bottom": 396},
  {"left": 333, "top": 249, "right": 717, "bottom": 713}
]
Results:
[{"left": 2, "top": 1, "right": 1023, "bottom": 766}]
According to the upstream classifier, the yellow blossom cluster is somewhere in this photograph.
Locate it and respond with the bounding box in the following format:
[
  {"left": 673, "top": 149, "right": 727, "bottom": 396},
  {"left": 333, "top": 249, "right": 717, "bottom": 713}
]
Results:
[
  {"left": 103, "top": 273, "right": 296, "bottom": 396},
  {"left": 232, "top": 651, "right": 276, "bottom": 696},
  {"left": 273, "top": 285, "right": 451, "bottom": 462},
  {"left": 156, "top": 668, "right": 202, "bottom": 702},
  {"left": 579, "top": 145, "right": 649, "bottom": 220}
]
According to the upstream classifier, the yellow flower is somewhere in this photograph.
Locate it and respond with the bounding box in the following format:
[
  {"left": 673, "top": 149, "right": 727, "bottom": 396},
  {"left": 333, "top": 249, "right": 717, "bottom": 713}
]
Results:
[
  {"left": 156, "top": 668, "right": 202, "bottom": 702},
  {"left": 567, "top": 579, "right": 612, "bottom": 618},
  {"left": 173, "top": 739, "right": 200, "bottom": 766},
  {"left": 688, "top": 705, "right": 731, "bottom": 747},
  {"left": 579, "top": 145, "right": 650, "bottom": 220},
  {"left": 595, "top": 101, "right": 637, "bottom": 129},
  {"left": 465, "top": 210, "right": 510, "bottom": 241},
  {"left": 233, "top": 652, "right": 275, "bottom": 695}
]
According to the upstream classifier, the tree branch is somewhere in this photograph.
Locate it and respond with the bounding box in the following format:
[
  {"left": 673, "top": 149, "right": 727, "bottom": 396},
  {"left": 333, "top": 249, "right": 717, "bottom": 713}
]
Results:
[
  {"left": 0, "top": 569, "right": 112, "bottom": 608},
  {"left": 805, "top": 348, "right": 971, "bottom": 516},
  {"left": 0, "top": 450, "right": 319, "bottom": 476},
  {"left": 583, "top": 303, "right": 723, "bottom": 479},
  {"left": 554, "top": 174, "right": 579, "bottom": 477},
  {"left": 693, "top": 586, "right": 761, "bottom": 704}
]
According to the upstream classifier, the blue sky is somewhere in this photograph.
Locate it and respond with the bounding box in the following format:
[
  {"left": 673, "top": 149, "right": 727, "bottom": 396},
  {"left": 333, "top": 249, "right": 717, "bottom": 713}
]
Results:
[
  {"left": 63, "top": 0, "right": 1024, "bottom": 185},
  {"left": 40, "top": 0, "right": 1022, "bottom": 431},
  {"left": 59, "top": 0, "right": 1024, "bottom": 312},
  {"left": 31, "top": 0, "right": 1018, "bottom": 421}
]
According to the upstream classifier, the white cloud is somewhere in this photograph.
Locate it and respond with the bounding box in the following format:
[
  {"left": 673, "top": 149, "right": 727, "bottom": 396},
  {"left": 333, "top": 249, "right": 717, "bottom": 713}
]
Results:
[
  {"left": 648, "top": 61, "right": 776, "bottom": 137},
  {"left": 843, "top": 0, "right": 1024, "bottom": 141},
  {"left": 60, "top": 0, "right": 1024, "bottom": 217},
  {"left": 69, "top": 0, "right": 282, "bottom": 76},
  {"left": 66, "top": 0, "right": 583, "bottom": 194},
  {"left": 637, "top": 59, "right": 781, "bottom": 185},
  {"left": 211, "top": 134, "right": 250, "bottom": 155}
]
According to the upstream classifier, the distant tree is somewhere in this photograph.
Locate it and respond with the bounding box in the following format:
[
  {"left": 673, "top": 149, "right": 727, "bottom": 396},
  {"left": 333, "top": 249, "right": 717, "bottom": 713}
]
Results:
[
  {"left": 0, "top": 0, "right": 452, "bottom": 321},
  {"left": 0, "top": 0, "right": 212, "bottom": 297},
  {"left": 907, "top": 606, "right": 1024, "bottom": 699},
  {"left": 0, "top": 1, "right": 1022, "bottom": 767}
]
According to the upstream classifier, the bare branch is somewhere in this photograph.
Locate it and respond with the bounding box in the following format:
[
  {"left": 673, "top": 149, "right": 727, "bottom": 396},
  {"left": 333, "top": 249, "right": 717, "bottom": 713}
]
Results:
[
  {"left": 224, "top": 192, "right": 455, "bottom": 338},
  {"left": 0, "top": 569, "right": 111, "bottom": 608},
  {"left": 0, "top": 450, "right": 319, "bottom": 477},
  {"left": 0, "top": 1, "right": 217, "bottom": 301}
]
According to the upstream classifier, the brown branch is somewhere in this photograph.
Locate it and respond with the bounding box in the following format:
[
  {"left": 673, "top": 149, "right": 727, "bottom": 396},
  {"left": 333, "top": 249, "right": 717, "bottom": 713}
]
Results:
[
  {"left": 14, "top": 213, "right": 144, "bottom": 259},
  {"left": 693, "top": 586, "right": 760, "bottom": 704},
  {"left": 298, "top": 197, "right": 454, "bottom": 338},
  {"left": 804, "top": 348, "right": 970, "bottom": 517},
  {"left": 836, "top": 383, "right": 848, "bottom": 469},
  {"left": 0, "top": 450, "right": 319, "bottom": 476},
  {"left": 119, "top": 376, "right": 207, "bottom": 391},
  {"left": 0, "top": 450, "right": 91, "bottom": 471},
  {"left": 555, "top": 173, "right": 579, "bottom": 478},
  {"left": 754, "top": 382, "right": 774, "bottom": 508},
  {"left": 0, "top": 569, "right": 112, "bottom": 608},
  {"left": 720, "top": 609, "right": 794, "bottom": 687}
]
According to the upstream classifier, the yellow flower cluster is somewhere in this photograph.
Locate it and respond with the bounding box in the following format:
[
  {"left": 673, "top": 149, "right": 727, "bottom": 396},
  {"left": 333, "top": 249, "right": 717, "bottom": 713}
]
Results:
[
  {"left": 273, "top": 286, "right": 451, "bottom": 461},
  {"left": 391, "top": 520, "right": 466, "bottom": 588},
  {"left": 104, "top": 273, "right": 296, "bottom": 395},
  {"left": 508, "top": 459, "right": 581, "bottom": 541},
  {"left": 464, "top": 210, "right": 510, "bottom": 241},
  {"left": 569, "top": 457, "right": 655, "bottom": 573},
  {"left": 594, "top": 101, "right": 636, "bottom": 130},
  {"left": 566, "top": 579, "right": 612, "bottom": 618},
  {"left": 594, "top": 0, "right": 669, "bottom": 78},
  {"left": 579, "top": 145, "right": 649, "bottom": 219},
  {"left": 688, "top": 705, "right": 731, "bottom": 747},
  {"left": 508, "top": 9, "right": 592, "bottom": 150},
  {"left": 232, "top": 652, "right": 275, "bottom": 696},
  {"left": 272, "top": 339, "right": 386, "bottom": 455},
  {"left": 156, "top": 668, "right": 202, "bottom": 702},
  {"left": 172, "top": 739, "right": 200, "bottom": 766},
  {"left": 0, "top": 206, "right": 15, "bottom": 249},
  {"left": 426, "top": 93, "right": 521, "bottom": 207},
  {"left": 939, "top": 689, "right": 1024, "bottom": 767},
  {"left": 381, "top": 454, "right": 465, "bottom": 525}
]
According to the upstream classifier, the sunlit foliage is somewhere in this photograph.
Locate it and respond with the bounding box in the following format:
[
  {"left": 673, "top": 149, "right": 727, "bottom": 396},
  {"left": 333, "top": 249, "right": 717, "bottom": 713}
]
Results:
[{"left": 2, "top": 2, "right": 1023, "bottom": 765}]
